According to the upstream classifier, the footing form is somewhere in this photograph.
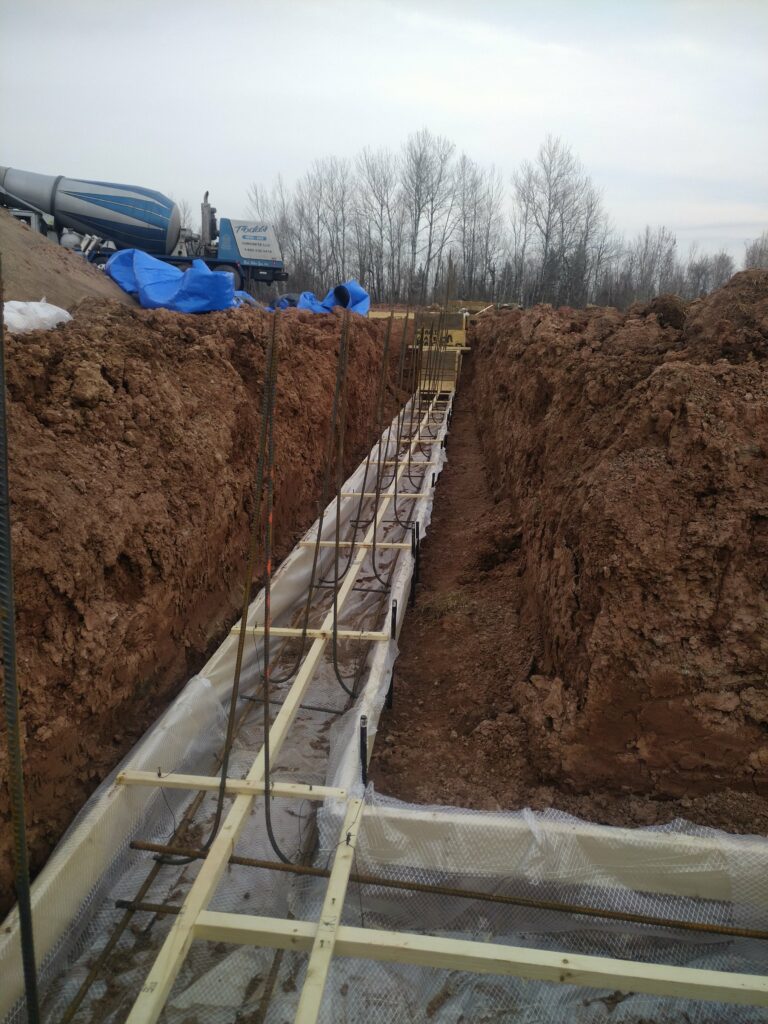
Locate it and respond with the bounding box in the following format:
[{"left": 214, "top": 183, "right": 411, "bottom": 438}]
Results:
[{"left": 2, "top": 389, "right": 768, "bottom": 1024}]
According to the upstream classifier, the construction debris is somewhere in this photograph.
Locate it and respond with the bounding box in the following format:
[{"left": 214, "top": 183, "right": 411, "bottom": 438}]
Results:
[{"left": 3, "top": 300, "right": 71, "bottom": 334}]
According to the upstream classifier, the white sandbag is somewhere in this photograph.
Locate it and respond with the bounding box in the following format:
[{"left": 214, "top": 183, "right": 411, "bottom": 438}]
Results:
[{"left": 3, "top": 299, "right": 72, "bottom": 334}]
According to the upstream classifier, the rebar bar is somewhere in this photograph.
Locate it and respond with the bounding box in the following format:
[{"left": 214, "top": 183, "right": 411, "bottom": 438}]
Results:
[
  {"left": 127, "top": 839, "right": 768, "bottom": 943},
  {"left": 0, "top": 255, "right": 41, "bottom": 1024}
]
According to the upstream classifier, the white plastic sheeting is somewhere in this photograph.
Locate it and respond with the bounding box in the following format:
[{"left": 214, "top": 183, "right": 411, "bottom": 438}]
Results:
[
  {"left": 3, "top": 299, "right": 71, "bottom": 334},
  {"left": 304, "top": 793, "right": 768, "bottom": 1023}
]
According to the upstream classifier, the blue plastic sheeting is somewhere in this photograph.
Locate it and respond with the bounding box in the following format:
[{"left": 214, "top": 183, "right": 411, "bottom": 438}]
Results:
[
  {"left": 271, "top": 293, "right": 300, "bottom": 310},
  {"left": 269, "top": 279, "right": 370, "bottom": 315},
  {"left": 106, "top": 249, "right": 252, "bottom": 313}
]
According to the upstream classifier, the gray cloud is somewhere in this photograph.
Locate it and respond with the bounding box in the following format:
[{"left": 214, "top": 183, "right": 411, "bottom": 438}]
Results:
[{"left": 1, "top": 0, "right": 765, "bottom": 259}]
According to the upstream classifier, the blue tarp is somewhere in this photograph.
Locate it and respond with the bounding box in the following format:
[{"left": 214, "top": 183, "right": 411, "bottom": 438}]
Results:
[
  {"left": 106, "top": 249, "right": 370, "bottom": 317},
  {"left": 269, "top": 279, "right": 370, "bottom": 315},
  {"left": 106, "top": 249, "right": 253, "bottom": 313}
]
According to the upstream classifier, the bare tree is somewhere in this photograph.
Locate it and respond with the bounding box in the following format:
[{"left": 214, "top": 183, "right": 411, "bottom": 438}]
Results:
[
  {"left": 510, "top": 136, "right": 611, "bottom": 306},
  {"left": 745, "top": 230, "right": 768, "bottom": 269},
  {"left": 355, "top": 147, "right": 405, "bottom": 302},
  {"left": 245, "top": 131, "right": 741, "bottom": 308},
  {"left": 710, "top": 249, "right": 735, "bottom": 289},
  {"left": 400, "top": 128, "right": 433, "bottom": 299},
  {"left": 451, "top": 158, "right": 506, "bottom": 300}
]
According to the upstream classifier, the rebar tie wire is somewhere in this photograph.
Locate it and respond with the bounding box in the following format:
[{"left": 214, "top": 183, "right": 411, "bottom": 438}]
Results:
[
  {"left": 377, "top": 311, "right": 424, "bottom": 494},
  {"left": 316, "top": 308, "right": 393, "bottom": 589},
  {"left": 0, "top": 257, "right": 41, "bottom": 1022},
  {"left": 327, "top": 309, "right": 417, "bottom": 694},
  {"left": 374, "top": 315, "right": 423, "bottom": 530},
  {"left": 329, "top": 312, "right": 357, "bottom": 696},
  {"left": 392, "top": 316, "right": 430, "bottom": 525},
  {"left": 365, "top": 312, "right": 399, "bottom": 588},
  {"left": 271, "top": 307, "right": 409, "bottom": 691}
]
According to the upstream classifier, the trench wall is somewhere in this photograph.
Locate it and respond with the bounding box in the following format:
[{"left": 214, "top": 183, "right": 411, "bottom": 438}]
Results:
[
  {"left": 0, "top": 300, "right": 393, "bottom": 914},
  {"left": 472, "top": 271, "right": 768, "bottom": 800}
]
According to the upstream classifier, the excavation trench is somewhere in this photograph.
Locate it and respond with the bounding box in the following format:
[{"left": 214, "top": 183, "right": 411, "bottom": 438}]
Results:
[
  {"left": 8, "top": 376, "right": 768, "bottom": 1024},
  {"left": 4, "top": 277, "right": 768, "bottom": 1023},
  {"left": 374, "top": 272, "right": 768, "bottom": 833}
]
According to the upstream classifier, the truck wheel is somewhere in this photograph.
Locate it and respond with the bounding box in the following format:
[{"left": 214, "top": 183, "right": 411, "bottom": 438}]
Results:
[{"left": 213, "top": 265, "right": 243, "bottom": 290}]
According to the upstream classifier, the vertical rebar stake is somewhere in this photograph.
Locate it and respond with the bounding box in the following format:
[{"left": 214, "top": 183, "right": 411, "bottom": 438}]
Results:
[
  {"left": 0, "top": 255, "right": 41, "bottom": 1023},
  {"left": 359, "top": 715, "right": 368, "bottom": 786},
  {"left": 409, "top": 526, "right": 417, "bottom": 608},
  {"left": 415, "top": 521, "right": 421, "bottom": 591}
]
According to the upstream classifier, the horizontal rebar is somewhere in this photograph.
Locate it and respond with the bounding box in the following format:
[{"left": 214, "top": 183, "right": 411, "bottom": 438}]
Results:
[
  {"left": 116, "top": 900, "right": 181, "bottom": 916},
  {"left": 239, "top": 694, "right": 345, "bottom": 716},
  {"left": 128, "top": 840, "right": 768, "bottom": 942}
]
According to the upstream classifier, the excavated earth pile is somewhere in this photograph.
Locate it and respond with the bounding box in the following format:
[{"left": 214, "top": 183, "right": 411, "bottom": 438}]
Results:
[
  {"left": 373, "top": 271, "right": 768, "bottom": 831},
  {"left": 0, "top": 209, "right": 134, "bottom": 309},
  {"left": 0, "top": 300, "right": 391, "bottom": 916}
]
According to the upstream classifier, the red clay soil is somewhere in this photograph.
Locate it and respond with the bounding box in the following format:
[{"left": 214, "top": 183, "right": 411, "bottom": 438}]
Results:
[
  {"left": 0, "top": 301, "right": 393, "bottom": 917},
  {"left": 371, "top": 271, "right": 768, "bottom": 834}
]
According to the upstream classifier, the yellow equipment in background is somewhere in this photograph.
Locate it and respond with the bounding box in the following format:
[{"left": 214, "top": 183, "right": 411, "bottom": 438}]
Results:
[{"left": 368, "top": 308, "right": 471, "bottom": 394}]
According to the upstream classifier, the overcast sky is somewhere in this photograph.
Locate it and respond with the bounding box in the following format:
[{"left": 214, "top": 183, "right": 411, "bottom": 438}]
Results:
[{"left": 1, "top": 0, "right": 766, "bottom": 260}]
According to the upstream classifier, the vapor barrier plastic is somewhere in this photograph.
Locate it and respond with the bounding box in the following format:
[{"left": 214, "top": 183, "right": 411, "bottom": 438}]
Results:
[{"left": 305, "top": 791, "right": 768, "bottom": 1023}]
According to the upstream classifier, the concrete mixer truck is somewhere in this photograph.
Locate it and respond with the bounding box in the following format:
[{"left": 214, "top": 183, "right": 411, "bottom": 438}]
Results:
[{"left": 0, "top": 166, "right": 288, "bottom": 290}]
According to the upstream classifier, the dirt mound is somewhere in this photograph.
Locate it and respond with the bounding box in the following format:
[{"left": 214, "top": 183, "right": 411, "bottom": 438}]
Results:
[
  {"left": 0, "top": 301, "right": 391, "bottom": 915},
  {"left": 682, "top": 268, "right": 768, "bottom": 362},
  {"left": 0, "top": 209, "right": 134, "bottom": 309},
  {"left": 468, "top": 270, "right": 768, "bottom": 803}
]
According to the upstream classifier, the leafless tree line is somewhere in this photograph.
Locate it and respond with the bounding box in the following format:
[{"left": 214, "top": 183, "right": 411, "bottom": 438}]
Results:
[{"left": 248, "top": 130, "right": 766, "bottom": 307}]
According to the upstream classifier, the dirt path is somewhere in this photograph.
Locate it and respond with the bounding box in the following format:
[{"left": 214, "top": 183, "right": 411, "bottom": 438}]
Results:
[
  {"left": 370, "top": 354, "right": 768, "bottom": 833},
  {"left": 370, "top": 356, "right": 537, "bottom": 810}
]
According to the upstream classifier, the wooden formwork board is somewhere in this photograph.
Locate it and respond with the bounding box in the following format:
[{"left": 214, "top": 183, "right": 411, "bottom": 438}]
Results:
[
  {"left": 340, "top": 491, "right": 430, "bottom": 500},
  {"left": 231, "top": 625, "right": 390, "bottom": 642},
  {"left": 294, "top": 799, "right": 363, "bottom": 1022},
  {"left": 299, "top": 540, "right": 412, "bottom": 550},
  {"left": 193, "top": 908, "right": 768, "bottom": 1007},
  {"left": 117, "top": 770, "right": 346, "bottom": 802}
]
